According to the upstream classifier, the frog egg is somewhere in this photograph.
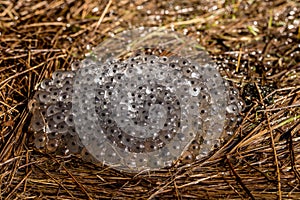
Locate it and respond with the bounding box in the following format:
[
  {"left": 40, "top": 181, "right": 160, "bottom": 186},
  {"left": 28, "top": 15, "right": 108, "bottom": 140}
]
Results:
[
  {"left": 65, "top": 114, "right": 75, "bottom": 126},
  {"left": 33, "top": 132, "right": 47, "bottom": 149},
  {"left": 37, "top": 91, "right": 51, "bottom": 104},
  {"left": 226, "top": 103, "right": 240, "bottom": 115},
  {"left": 59, "top": 92, "right": 71, "bottom": 103},
  {"left": 81, "top": 148, "right": 98, "bottom": 163},
  {"left": 52, "top": 70, "right": 65, "bottom": 80},
  {"left": 30, "top": 113, "right": 45, "bottom": 132},
  {"left": 46, "top": 138, "right": 60, "bottom": 153},
  {"left": 181, "top": 150, "right": 195, "bottom": 164},
  {"left": 148, "top": 159, "right": 162, "bottom": 168},
  {"left": 65, "top": 134, "right": 82, "bottom": 154},
  {"left": 48, "top": 132, "right": 60, "bottom": 140},
  {"left": 52, "top": 113, "right": 65, "bottom": 124},
  {"left": 56, "top": 122, "right": 68, "bottom": 134},
  {"left": 159, "top": 56, "right": 169, "bottom": 64},
  {"left": 46, "top": 118, "right": 58, "bottom": 133},
  {"left": 46, "top": 105, "right": 59, "bottom": 116},
  {"left": 40, "top": 79, "right": 52, "bottom": 89},
  {"left": 71, "top": 61, "right": 82, "bottom": 71},
  {"left": 49, "top": 87, "right": 60, "bottom": 97}
]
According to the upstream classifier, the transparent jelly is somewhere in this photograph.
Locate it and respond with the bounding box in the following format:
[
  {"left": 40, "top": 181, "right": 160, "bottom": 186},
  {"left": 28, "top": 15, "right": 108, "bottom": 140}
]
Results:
[{"left": 29, "top": 27, "right": 243, "bottom": 172}]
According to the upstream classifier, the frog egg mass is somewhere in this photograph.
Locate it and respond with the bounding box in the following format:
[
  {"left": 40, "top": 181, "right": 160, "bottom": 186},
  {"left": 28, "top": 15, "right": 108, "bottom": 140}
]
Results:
[{"left": 29, "top": 29, "right": 243, "bottom": 172}]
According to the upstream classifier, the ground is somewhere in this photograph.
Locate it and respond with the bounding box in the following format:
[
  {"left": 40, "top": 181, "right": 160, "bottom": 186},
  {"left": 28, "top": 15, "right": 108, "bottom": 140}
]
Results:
[{"left": 0, "top": 0, "right": 299, "bottom": 199}]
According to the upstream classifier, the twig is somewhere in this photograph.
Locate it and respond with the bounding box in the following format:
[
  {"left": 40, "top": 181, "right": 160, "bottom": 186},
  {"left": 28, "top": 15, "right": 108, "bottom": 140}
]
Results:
[
  {"left": 226, "top": 156, "right": 255, "bottom": 200},
  {"left": 91, "top": 0, "right": 112, "bottom": 37}
]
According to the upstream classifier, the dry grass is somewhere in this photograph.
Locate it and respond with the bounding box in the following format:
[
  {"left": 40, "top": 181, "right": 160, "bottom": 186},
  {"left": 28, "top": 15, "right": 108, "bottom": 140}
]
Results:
[{"left": 0, "top": 0, "right": 299, "bottom": 199}]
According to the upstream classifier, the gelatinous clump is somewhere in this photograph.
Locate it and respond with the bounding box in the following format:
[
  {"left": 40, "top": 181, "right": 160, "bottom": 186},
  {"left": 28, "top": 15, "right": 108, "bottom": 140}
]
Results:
[{"left": 29, "top": 27, "right": 243, "bottom": 172}]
